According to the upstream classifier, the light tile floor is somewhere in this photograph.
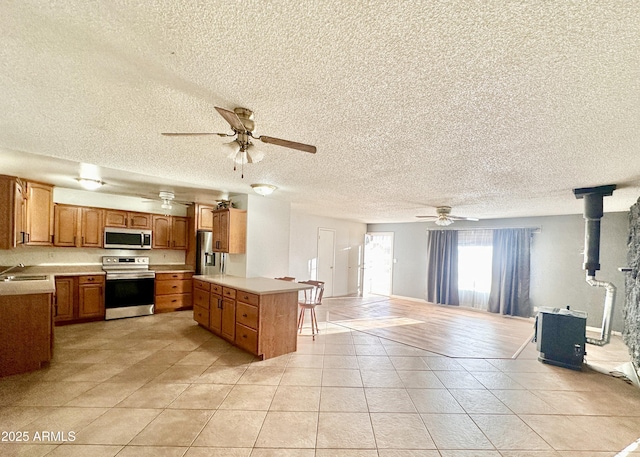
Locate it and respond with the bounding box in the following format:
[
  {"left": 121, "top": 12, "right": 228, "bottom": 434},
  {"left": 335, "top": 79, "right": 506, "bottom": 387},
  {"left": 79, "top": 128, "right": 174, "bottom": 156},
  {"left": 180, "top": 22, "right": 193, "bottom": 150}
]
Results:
[{"left": 1, "top": 309, "right": 640, "bottom": 456}]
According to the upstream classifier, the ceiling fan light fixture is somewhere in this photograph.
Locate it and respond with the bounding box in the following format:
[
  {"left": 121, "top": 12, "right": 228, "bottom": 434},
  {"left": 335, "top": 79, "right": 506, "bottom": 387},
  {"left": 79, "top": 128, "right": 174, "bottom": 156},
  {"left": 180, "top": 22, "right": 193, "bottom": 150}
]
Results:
[
  {"left": 77, "top": 177, "right": 103, "bottom": 190},
  {"left": 435, "top": 217, "right": 453, "bottom": 226},
  {"left": 251, "top": 184, "right": 277, "bottom": 196},
  {"left": 159, "top": 191, "right": 174, "bottom": 211}
]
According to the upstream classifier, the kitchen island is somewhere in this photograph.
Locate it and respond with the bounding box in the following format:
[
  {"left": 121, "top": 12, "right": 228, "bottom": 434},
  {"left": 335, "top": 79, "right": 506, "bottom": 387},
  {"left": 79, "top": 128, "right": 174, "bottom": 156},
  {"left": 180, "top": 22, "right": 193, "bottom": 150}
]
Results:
[
  {"left": 193, "top": 275, "right": 312, "bottom": 359},
  {"left": 0, "top": 275, "right": 55, "bottom": 377}
]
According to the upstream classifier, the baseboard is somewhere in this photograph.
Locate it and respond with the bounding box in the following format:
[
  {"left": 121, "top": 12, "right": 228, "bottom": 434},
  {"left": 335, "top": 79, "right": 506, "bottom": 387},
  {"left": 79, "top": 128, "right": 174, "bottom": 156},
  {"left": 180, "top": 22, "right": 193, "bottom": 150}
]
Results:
[{"left": 389, "top": 294, "right": 427, "bottom": 303}]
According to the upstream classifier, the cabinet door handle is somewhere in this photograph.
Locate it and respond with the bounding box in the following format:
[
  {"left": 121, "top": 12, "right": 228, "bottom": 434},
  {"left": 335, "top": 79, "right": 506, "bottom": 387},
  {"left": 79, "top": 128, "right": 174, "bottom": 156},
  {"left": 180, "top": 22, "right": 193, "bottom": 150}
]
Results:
[
  {"left": 242, "top": 334, "right": 247, "bottom": 339},
  {"left": 81, "top": 236, "right": 84, "bottom": 245},
  {"left": 171, "top": 299, "right": 177, "bottom": 303},
  {"left": 73, "top": 236, "right": 76, "bottom": 245},
  {"left": 242, "top": 313, "right": 248, "bottom": 318},
  {"left": 172, "top": 285, "right": 177, "bottom": 289}
]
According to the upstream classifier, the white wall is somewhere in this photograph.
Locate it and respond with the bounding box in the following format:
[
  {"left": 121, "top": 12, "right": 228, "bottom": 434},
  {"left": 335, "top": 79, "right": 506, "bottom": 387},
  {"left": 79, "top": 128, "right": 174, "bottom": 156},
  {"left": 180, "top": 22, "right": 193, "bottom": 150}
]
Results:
[
  {"left": 245, "top": 194, "right": 290, "bottom": 278},
  {"left": 289, "top": 210, "right": 367, "bottom": 296}
]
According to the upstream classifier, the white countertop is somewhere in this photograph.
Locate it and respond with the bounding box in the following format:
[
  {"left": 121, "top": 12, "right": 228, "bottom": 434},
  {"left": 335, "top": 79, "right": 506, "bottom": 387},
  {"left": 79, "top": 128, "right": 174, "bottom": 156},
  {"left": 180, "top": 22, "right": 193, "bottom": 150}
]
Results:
[
  {"left": 0, "top": 275, "right": 55, "bottom": 296},
  {"left": 193, "top": 275, "right": 313, "bottom": 295}
]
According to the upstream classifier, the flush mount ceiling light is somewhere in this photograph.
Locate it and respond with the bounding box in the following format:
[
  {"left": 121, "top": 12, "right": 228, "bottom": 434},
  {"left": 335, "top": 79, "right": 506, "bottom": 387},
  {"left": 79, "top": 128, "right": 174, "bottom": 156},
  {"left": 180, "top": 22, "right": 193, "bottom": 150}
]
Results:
[
  {"left": 77, "top": 177, "right": 103, "bottom": 190},
  {"left": 251, "top": 184, "right": 277, "bottom": 196}
]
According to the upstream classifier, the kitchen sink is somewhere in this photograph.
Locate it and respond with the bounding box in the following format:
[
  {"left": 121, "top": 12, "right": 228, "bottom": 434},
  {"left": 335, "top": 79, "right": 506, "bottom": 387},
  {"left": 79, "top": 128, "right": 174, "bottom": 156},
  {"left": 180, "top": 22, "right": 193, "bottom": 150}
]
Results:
[{"left": 1, "top": 275, "right": 49, "bottom": 282}]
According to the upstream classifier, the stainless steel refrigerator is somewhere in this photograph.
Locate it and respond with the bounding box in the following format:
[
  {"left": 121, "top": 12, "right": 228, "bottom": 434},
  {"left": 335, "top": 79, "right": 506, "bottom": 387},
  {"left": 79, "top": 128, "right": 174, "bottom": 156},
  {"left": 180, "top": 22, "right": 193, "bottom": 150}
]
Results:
[{"left": 196, "top": 230, "right": 217, "bottom": 275}]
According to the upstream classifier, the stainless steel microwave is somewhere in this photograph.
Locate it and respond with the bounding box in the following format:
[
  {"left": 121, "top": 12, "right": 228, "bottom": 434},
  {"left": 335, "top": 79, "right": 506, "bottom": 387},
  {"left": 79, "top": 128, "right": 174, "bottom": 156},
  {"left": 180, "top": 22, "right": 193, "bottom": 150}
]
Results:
[{"left": 104, "top": 227, "right": 152, "bottom": 250}]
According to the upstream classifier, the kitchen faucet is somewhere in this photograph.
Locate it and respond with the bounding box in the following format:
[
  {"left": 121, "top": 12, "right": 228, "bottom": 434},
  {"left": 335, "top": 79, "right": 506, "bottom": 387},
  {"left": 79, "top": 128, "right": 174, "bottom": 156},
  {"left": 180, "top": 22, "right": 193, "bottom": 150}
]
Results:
[{"left": 0, "top": 263, "right": 25, "bottom": 276}]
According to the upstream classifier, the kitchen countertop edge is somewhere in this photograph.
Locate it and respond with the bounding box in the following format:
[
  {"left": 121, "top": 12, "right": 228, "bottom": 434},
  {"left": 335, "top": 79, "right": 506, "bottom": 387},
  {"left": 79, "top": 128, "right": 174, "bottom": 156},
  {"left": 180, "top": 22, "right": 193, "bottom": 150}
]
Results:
[{"left": 193, "top": 275, "right": 312, "bottom": 295}]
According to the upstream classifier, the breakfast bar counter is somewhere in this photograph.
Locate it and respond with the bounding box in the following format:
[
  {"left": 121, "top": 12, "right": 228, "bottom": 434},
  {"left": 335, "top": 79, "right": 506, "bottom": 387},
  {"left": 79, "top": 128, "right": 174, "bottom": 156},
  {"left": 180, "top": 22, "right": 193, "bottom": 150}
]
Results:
[{"left": 192, "top": 275, "right": 311, "bottom": 359}]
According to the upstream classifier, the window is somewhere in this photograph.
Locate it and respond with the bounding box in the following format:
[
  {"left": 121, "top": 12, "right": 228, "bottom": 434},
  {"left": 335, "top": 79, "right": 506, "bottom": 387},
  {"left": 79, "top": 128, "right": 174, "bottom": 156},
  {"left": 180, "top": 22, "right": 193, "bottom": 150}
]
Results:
[{"left": 457, "top": 230, "right": 493, "bottom": 309}]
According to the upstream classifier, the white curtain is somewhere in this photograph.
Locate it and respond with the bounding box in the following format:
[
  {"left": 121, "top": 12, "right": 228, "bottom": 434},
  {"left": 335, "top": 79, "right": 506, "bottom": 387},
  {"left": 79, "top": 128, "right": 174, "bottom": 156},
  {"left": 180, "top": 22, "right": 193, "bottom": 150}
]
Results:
[{"left": 457, "top": 230, "right": 493, "bottom": 310}]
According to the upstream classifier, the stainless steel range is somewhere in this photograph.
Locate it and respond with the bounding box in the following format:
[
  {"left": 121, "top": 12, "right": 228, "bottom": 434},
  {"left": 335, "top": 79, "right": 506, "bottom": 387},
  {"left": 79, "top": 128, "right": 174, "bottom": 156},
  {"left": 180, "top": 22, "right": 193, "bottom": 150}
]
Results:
[{"left": 102, "top": 256, "right": 155, "bottom": 320}]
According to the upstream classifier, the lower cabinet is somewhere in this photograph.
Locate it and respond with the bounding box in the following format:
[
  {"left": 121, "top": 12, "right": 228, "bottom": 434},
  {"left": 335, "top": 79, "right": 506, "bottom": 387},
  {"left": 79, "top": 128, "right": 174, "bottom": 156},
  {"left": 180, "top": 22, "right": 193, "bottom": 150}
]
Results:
[
  {"left": 193, "top": 280, "right": 298, "bottom": 359},
  {"left": 54, "top": 275, "right": 105, "bottom": 325},
  {"left": 154, "top": 272, "right": 193, "bottom": 313},
  {"left": 0, "top": 293, "right": 54, "bottom": 377}
]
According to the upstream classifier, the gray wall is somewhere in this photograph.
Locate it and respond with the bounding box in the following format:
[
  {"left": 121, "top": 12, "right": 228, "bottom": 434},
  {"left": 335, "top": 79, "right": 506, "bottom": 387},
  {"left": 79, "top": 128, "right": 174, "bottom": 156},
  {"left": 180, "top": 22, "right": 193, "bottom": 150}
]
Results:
[{"left": 368, "top": 211, "right": 629, "bottom": 332}]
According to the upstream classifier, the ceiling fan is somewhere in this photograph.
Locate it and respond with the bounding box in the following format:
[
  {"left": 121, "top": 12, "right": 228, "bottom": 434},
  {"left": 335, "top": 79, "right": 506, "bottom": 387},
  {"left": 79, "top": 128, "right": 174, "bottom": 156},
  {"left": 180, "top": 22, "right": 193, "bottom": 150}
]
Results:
[
  {"left": 162, "top": 107, "right": 317, "bottom": 177},
  {"left": 416, "top": 206, "right": 479, "bottom": 226}
]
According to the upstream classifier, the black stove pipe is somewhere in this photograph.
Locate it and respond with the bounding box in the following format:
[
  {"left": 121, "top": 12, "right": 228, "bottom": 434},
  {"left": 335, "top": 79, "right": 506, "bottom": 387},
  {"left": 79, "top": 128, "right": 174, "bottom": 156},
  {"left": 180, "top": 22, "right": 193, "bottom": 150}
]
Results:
[
  {"left": 573, "top": 185, "right": 616, "bottom": 276},
  {"left": 573, "top": 184, "right": 617, "bottom": 346}
]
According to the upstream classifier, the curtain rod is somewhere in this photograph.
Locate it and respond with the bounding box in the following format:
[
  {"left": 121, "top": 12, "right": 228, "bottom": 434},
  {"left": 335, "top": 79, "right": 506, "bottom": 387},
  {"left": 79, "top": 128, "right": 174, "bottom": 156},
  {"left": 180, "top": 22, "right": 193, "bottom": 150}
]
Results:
[{"left": 425, "top": 227, "right": 541, "bottom": 233}]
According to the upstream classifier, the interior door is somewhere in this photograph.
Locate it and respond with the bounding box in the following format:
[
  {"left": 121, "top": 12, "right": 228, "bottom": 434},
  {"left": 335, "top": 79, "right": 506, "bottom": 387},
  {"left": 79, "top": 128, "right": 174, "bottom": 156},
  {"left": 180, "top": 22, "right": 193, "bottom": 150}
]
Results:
[
  {"left": 317, "top": 228, "right": 335, "bottom": 297},
  {"left": 363, "top": 232, "right": 394, "bottom": 296}
]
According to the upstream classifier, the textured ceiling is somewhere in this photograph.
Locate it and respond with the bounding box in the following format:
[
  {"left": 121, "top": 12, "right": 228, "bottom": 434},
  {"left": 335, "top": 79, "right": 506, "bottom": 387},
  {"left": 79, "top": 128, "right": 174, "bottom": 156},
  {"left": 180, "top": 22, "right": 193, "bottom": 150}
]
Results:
[{"left": 1, "top": 1, "right": 639, "bottom": 223}]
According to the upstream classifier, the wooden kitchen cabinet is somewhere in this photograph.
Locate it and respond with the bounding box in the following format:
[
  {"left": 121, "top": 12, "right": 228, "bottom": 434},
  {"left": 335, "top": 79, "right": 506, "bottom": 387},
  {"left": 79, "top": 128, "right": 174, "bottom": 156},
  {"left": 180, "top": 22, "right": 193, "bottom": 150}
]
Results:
[
  {"left": 193, "top": 279, "right": 301, "bottom": 359},
  {"left": 54, "top": 205, "right": 104, "bottom": 248},
  {"left": 211, "top": 208, "right": 246, "bottom": 253},
  {"left": 209, "top": 284, "right": 223, "bottom": 334},
  {"left": 1, "top": 292, "right": 54, "bottom": 377},
  {"left": 204, "top": 283, "right": 235, "bottom": 340},
  {"left": 154, "top": 272, "right": 193, "bottom": 313},
  {"left": 105, "top": 210, "right": 152, "bottom": 229},
  {"left": 152, "top": 215, "right": 188, "bottom": 250},
  {"left": 54, "top": 276, "right": 75, "bottom": 322},
  {"left": 196, "top": 204, "right": 215, "bottom": 230},
  {"left": 79, "top": 275, "right": 105, "bottom": 319},
  {"left": 171, "top": 216, "right": 188, "bottom": 249},
  {"left": 24, "top": 181, "right": 54, "bottom": 246},
  {"left": 193, "top": 279, "right": 210, "bottom": 327},
  {"left": 54, "top": 274, "right": 105, "bottom": 324},
  {"left": 0, "top": 175, "right": 26, "bottom": 249}
]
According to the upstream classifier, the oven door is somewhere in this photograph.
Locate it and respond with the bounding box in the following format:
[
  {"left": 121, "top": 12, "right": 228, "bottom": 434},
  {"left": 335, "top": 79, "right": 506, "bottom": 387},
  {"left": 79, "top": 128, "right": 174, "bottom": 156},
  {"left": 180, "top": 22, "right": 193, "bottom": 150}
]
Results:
[{"left": 105, "top": 272, "right": 155, "bottom": 320}]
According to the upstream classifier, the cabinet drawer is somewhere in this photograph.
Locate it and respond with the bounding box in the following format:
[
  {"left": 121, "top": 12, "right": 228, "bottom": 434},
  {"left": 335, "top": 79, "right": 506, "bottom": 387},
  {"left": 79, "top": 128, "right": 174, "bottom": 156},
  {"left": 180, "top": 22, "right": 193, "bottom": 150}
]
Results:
[
  {"left": 194, "top": 279, "right": 211, "bottom": 292},
  {"left": 156, "top": 272, "right": 193, "bottom": 281},
  {"left": 237, "top": 291, "right": 259, "bottom": 307},
  {"left": 194, "top": 304, "right": 209, "bottom": 327},
  {"left": 156, "top": 293, "right": 192, "bottom": 311},
  {"left": 156, "top": 280, "right": 191, "bottom": 295},
  {"left": 78, "top": 275, "right": 104, "bottom": 285},
  {"left": 235, "top": 323, "right": 258, "bottom": 354},
  {"left": 236, "top": 302, "right": 258, "bottom": 330},
  {"left": 222, "top": 287, "right": 236, "bottom": 299},
  {"left": 211, "top": 283, "right": 222, "bottom": 295},
  {"left": 193, "top": 287, "right": 210, "bottom": 308}
]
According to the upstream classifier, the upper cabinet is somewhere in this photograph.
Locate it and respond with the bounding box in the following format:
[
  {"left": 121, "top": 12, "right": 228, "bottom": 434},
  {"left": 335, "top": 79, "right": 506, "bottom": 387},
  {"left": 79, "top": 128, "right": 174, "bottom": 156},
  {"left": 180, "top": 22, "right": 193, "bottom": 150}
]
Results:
[
  {"left": 196, "top": 204, "right": 215, "bottom": 230},
  {"left": 0, "top": 175, "right": 24, "bottom": 249},
  {"left": 24, "top": 181, "right": 54, "bottom": 246},
  {"left": 54, "top": 205, "right": 103, "bottom": 248},
  {"left": 152, "top": 215, "right": 188, "bottom": 250},
  {"left": 212, "top": 208, "right": 246, "bottom": 254},
  {"left": 104, "top": 210, "right": 152, "bottom": 230}
]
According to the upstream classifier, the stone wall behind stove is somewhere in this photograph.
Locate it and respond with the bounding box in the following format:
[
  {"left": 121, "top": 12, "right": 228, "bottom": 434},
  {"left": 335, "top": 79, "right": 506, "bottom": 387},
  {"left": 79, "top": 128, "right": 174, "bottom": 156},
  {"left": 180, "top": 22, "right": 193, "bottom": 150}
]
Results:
[{"left": 624, "top": 197, "right": 640, "bottom": 368}]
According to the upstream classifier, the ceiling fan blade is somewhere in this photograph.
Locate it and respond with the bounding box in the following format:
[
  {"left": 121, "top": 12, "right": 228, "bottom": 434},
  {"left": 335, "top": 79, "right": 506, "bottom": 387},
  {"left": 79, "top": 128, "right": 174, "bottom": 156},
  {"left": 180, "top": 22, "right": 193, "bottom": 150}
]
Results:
[
  {"left": 449, "top": 215, "right": 480, "bottom": 221},
  {"left": 259, "top": 136, "right": 317, "bottom": 154},
  {"left": 161, "top": 132, "right": 227, "bottom": 136},
  {"left": 416, "top": 216, "right": 438, "bottom": 219},
  {"left": 215, "top": 106, "right": 246, "bottom": 133}
]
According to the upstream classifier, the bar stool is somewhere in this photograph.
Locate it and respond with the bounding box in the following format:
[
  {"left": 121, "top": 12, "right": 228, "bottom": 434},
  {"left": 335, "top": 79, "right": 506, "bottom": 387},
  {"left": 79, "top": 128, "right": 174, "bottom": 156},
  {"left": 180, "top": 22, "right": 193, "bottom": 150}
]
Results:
[{"left": 297, "top": 280, "right": 324, "bottom": 340}]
